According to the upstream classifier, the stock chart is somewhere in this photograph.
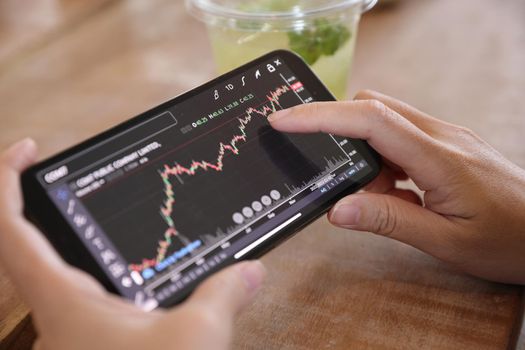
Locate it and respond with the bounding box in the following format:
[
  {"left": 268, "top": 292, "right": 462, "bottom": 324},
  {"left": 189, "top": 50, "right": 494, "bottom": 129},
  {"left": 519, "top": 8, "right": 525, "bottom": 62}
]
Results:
[
  {"left": 37, "top": 55, "right": 378, "bottom": 309},
  {"left": 79, "top": 68, "right": 351, "bottom": 282}
]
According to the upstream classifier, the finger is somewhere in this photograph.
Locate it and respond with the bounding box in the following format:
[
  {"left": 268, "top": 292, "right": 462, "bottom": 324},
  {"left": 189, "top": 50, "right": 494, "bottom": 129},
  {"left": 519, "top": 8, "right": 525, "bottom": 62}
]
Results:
[
  {"left": 354, "top": 90, "right": 447, "bottom": 135},
  {"left": 268, "top": 100, "right": 443, "bottom": 189},
  {"left": 3, "top": 138, "right": 37, "bottom": 171},
  {"left": 364, "top": 166, "right": 421, "bottom": 202},
  {"left": 328, "top": 192, "right": 459, "bottom": 263},
  {"left": 184, "top": 260, "right": 266, "bottom": 320},
  {"left": 393, "top": 170, "right": 408, "bottom": 181},
  {"left": 32, "top": 338, "right": 43, "bottom": 350},
  {"left": 0, "top": 139, "right": 73, "bottom": 310},
  {"left": 364, "top": 166, "right": 396, "bottom": 193},
  {"left": 386, "top": 188, "right": 422, "bottom": 205},
  {"left": 0, "top": 138, "right": 38, "bottom": 215},
  {"left": 382, "top": 158, "right": 408, "bottom": 179}
]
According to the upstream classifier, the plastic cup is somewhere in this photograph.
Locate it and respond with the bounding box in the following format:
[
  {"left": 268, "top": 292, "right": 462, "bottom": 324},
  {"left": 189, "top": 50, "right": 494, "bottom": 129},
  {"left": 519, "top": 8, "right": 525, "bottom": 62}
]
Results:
[{"left": 186, "top": 0, "right": 377, "bottom": 100}]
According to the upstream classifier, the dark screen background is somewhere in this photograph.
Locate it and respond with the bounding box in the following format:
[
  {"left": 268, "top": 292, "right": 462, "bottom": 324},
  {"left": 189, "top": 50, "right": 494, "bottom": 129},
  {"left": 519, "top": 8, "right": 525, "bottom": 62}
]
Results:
[{"left": 72, "top": 60, "right": 353, "bottom": 273}]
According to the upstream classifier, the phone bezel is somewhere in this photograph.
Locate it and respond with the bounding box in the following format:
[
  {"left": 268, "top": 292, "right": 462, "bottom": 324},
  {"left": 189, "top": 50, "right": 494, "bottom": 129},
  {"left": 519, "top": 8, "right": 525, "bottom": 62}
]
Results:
[{"left": 21, "top": 49, "right": 381, "bottom": 306}]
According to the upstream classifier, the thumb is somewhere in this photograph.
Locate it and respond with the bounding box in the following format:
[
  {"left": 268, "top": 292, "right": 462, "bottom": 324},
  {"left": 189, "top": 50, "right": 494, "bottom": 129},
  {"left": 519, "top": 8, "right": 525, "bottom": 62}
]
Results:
[
  {"left": 185, "top": 260, "right": 266, "bottom": 319},
  {"left": 328, "top": 193, "right": 458, "bottom": 261}
]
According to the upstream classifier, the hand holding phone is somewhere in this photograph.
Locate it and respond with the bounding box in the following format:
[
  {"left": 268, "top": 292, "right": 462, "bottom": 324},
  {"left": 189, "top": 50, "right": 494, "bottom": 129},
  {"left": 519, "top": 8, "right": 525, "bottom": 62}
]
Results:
[{"left": 0, "top": 140, "right": 265, "bottom": 349}]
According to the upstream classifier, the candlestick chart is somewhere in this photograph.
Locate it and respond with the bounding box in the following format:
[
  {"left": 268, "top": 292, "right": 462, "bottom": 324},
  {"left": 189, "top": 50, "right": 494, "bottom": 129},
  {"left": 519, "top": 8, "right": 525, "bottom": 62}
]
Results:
[
  {"left": 128, "top": 85, "right": 290, "bottom": 272},
  {"left": 81, "top": 80, "right": 352, "bottom": 279}
]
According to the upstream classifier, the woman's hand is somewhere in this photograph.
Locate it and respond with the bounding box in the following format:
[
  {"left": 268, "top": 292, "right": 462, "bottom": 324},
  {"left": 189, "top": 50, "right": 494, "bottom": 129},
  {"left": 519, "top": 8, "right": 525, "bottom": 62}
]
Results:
[
  {"left": 269, "top": 90, "right": 525, "bottom": 284},
  {"left": 0, "top": 139, "right": 266, "bottom": 350}
]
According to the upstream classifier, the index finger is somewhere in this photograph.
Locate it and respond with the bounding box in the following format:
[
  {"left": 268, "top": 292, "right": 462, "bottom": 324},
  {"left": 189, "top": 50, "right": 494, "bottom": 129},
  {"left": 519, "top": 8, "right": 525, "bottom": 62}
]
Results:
[
  {"left": 268, "top": 100, "right": 443, "bottom": 189},
  {"left": 354, "top": 90, "right": 455, "bottom": 136}
]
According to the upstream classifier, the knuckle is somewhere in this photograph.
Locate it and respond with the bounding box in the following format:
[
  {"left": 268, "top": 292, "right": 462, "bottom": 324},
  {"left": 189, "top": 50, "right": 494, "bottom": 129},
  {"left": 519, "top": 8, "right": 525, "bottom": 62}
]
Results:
[
  {"left": 205, "top": 274, "right": 230, "bottom": 294},
  {"left": 363, "top": 100, "right": 398, "bottom": 125},
  {"left": 364, "top": 99, "right": 386, "bottom": 113},
  {"left": 183, "top": 304, "right": 231, "bottom": 344},
  {"left": 452, "top": 125, "right": 478, "bottom": 141},
  {"left": 198, "top": 309, "right": 222, "bottom": 329},
  {"left": 207, "top": 269, "right": 245, "bottom": 296},
  {"left": 184, "top": 304, "right": 222, "bottom": 330},
  {"left": 373, "top": 198, "right": 398, "bottom": 237},
  {"left": 440, "top": 126, "right": 487, "bottom": 166},
  {"left": 354, "top": 89, "right": 377, "bottom": 100}
]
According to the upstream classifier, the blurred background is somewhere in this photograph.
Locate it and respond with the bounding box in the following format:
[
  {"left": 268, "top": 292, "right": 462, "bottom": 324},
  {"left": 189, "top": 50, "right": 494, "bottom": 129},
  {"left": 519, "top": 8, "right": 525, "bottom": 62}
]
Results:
[
  {"left": 0, "top": 0, "right": 524, "bottom": 349},
  {"left": 1, "top": 0, "right": 524, "bottom": 166}
]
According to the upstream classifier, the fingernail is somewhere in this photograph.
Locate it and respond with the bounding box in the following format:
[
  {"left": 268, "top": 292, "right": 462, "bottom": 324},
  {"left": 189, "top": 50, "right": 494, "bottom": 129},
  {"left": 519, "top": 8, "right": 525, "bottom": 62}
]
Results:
[
  {"left": 329, "top": 204, "right": 360, "bottom": 227},
  {"left": 267, "top": 109, "right": 291, "bottom": 123},
  {"left": 239, "top": 260, "right": 266, "bottom": 292}
]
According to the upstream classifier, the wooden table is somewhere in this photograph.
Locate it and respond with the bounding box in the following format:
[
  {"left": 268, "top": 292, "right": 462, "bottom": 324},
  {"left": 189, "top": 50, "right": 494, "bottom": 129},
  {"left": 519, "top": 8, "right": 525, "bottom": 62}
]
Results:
[{"left": 1, "top": 0, "right": 524, "bottom": 348}]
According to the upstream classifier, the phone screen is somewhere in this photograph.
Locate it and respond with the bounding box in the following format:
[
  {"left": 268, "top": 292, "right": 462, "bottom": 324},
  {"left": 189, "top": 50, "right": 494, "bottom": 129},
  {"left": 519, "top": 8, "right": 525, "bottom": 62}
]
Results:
[{"left": 30, "top": 51, "right": 377, "bottom": 310}]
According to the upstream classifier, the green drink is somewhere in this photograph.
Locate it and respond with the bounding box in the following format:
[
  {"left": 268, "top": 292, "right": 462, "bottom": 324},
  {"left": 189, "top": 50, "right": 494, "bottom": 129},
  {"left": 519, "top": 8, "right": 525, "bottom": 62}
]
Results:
[{"left": 187, "top": 0, "right": 376, "bottom": 100}]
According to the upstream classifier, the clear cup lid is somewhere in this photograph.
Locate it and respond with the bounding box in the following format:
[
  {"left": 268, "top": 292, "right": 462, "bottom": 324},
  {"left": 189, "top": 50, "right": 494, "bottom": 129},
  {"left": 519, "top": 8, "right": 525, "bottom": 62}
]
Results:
[{"left": 186, "top": 0, "right": 377, "bottom": 30}]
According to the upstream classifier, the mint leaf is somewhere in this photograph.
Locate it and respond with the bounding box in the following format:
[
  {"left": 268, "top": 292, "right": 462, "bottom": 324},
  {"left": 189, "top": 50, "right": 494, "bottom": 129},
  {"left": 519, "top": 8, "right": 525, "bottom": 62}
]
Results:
[{"left": 288, "top": 19, "right": 351, "bottom": 65}]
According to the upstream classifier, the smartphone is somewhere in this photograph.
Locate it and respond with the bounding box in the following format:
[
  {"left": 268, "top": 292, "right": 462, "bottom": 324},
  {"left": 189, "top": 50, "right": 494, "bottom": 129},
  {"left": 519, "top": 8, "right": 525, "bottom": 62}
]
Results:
[{"left": 22, "top": 50, "right": 380, "bottom": 311}]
